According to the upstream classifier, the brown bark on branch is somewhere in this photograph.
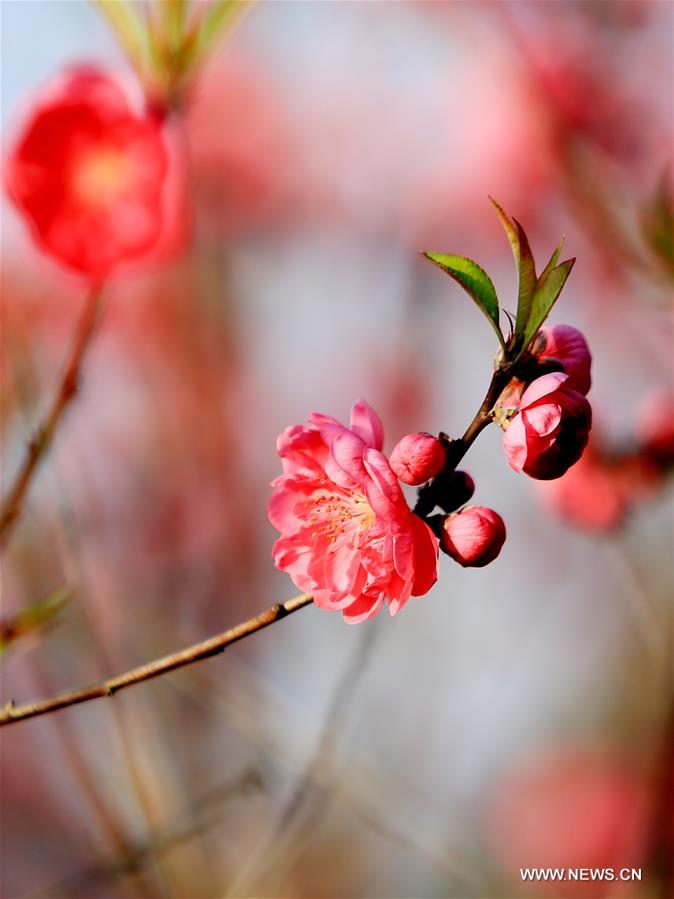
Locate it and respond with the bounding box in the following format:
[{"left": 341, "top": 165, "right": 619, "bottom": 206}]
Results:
[
  {"left": 0, "top": 284, "right": 105, "bottom": 547},
  {"left": 0, "top": 593, "right": 313, "bottom": 726}
]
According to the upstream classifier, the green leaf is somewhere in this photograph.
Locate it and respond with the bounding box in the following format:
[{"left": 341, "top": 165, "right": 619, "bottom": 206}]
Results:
[
  {"left": 193, "top": 0, "right": 248, "bottom": 59},
  {"left": 512, "top": 218, "right": 537, "bottom": 339},
  {"left": 0, "top": 587, "right": 71, "bottom": 657},
  {"left": 489, "top": 198, "right": 536, "bottom": 348},
  {"left": 517, "top": 258, "right": 576, "bottom": 358},
  {"left": 537, "top": 235, "right": 565, "bottom": 288},
  {"left": 422, "top": 252, "right": 504, "bottom": 347},
  {"left": 92, "top": 1, "right": 152, "bottom": 74}
]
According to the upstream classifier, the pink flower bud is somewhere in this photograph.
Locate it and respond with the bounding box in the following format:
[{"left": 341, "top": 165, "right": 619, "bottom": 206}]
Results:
[
  {"left": 503, "top": 373, "right": 592, "bottom": 480},
  {"left": 531, "top": 324, "right": 592, "bottom": 395},
  {"left": 441, "top": 506, "right": 506, "bottom": 567},
  {"left": 437, "top": 470, "right": 475, "bottom": 512},
  {"left": 389, "top": 432, "right": 446, "bottom": 485}
]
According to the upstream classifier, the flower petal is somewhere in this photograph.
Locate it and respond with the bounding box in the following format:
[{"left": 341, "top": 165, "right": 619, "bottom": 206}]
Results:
[
  {"left": 363, "top": 448, "right": 405, "bottom": 517},
  {"left": 342, "top": 591, "right": 384, "bottom": 624},
  {"left": 350, "top": 399, "right": 384, "bottom": 450},
  {"left": 520, "top": 372, "right": 569, "bottom": 407}
]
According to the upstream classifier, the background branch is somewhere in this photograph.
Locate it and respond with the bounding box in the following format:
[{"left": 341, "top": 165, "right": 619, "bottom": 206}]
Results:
[
  {"left": 0, "top": 593, "right": 313, "bottom": 726},
  {"left": 0, "top": 284, "right": 105, "bottom": 547}
]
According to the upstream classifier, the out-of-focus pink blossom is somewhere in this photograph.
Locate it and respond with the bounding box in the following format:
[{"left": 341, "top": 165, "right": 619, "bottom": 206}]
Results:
[
  {"left": 269, "top": 400, "right": 439, "bottom": 623},
  {"left": 486, "top": 746, "right": 651, "bottom": 898},
  {"left": 389, "top": 432, "right": 445, "bottom": 486},
  {"left": 535, "top": 446, "right": 630, "bottom": 533},
  {"left": 637, "top": 392, "right": 674, "bottom": 468},
  {"left": 503, "top": 373, "right": 592, "bottom": 480},
  {"left": 187, "top": 56, "right": 294, "bottom": 236},
  {"left": 532, "top": 324, "right": 592, "bottom": 395},
  {"left": 440, "top": 506, "right": 506, "bottom": 568}
]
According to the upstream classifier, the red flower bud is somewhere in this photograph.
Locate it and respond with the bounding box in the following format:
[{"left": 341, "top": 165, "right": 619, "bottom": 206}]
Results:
[
  {"left": 441, "top": 506, "right": 506, "bottom": 567},
  {"left": 389, "top": 432, "right": 446, "bottom": 485}
]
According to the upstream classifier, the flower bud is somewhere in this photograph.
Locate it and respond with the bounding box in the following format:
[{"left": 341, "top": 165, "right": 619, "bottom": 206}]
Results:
[
  {"left": 389, "top": 432, "right": 446, "bottom": 485},
  {"left": 441, "top": 506, "right": 506, "bottom": 567},
  {"left": 502, "top": 373, "right": 592, "bottom": 480},
  {"left": 436, "top": 470, "right": 475, "bottom": 513},
  {"left": 531, "top": 325, "right": 592, "bottom": 396}
]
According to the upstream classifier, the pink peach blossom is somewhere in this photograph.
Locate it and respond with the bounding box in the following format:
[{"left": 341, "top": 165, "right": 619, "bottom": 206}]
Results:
[
  {"left": 269, "top": 400, "right": 439, "bottom": 623},
  {"left": 503, "top": 373, "right": 592, "bottom": 480},
  {"left": 532, "top": 324, "right": 592, "bottom": 395},
  {"left": 531, "top": 324, "right": 592, "bottom": 395},
  {"left": 389, "top": 432, "right": 446, "bottom": 485},
  {"left": 441, "top": 506, "right": 506, "bottom": 568}
]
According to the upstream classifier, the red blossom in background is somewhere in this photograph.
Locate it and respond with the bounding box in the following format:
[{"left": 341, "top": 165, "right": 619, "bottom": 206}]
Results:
[
  {"left": 6, "top": 67, "right": 168, "bottom": 277},
  {"left": 269, "top": 400, "right": 439, "bottom": 623},
  {"left": 537, "top": 392, "right": 674, "bottom": 533}
]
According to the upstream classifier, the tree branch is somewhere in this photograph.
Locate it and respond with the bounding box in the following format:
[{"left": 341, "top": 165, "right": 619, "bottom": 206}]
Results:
[
  {"left": 414, "top": 364, "right": 511, "bottom": 517},
  {"left": 0, "top": 593, "right": 313, "bottom": 726},
  {"left": 0, "top": 284, "right": 106, "bottom": 547},
  {"left": 1, "top": 350, "right": 516, "bottom": 729}
]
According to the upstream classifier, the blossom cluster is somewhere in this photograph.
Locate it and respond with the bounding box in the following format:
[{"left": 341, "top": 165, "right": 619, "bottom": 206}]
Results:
[
  {"left": 3, "top": 59, "right": 603, "bottom": 628},
  {"left": 269, "top": 324, "right": 594, "bottom": 622}
]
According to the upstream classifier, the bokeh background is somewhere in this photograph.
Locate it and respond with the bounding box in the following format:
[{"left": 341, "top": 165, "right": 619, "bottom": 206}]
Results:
[{"left": 1, "top": 2, "right": 673, "bottom": 897}]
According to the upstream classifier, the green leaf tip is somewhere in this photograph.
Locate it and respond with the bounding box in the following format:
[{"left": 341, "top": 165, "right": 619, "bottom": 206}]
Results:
[
  {"left": 489, "top": 198, "right": 574, "bottom": 358},
  {"left": 516, "top": 256, "right": 576, "bottom": 360},
  {"left": 422, "top": 251, "right": 505, "bottom": 348}
]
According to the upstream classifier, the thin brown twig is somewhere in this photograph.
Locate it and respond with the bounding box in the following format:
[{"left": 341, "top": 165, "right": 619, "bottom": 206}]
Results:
[
  {"left": 0, "top": 283, "right": 105, "bottom": 547},
  {"left": 1, "top": 357, "right": 513, "bottom": 728},
  {"left": 0, "top": 593, "right": 313, "bottom": 726}
]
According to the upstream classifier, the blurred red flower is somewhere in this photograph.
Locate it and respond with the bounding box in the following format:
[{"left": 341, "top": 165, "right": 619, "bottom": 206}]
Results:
[
  {"left": 486, "top": 746, "right": 651, "bottom": 898},
  {"left": 6, "top": 67, "right": 168, "bottom": 277}
]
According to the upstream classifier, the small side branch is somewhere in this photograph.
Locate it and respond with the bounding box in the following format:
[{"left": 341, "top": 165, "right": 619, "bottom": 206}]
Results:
[
  {"left": 0, "top": 284, "right": 105, "bottom": 547},
  {"left": 0, "top": 593, "right": 314, "bottom": 726}
]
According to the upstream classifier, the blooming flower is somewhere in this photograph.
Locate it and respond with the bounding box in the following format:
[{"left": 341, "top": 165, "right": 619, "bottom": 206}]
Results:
[
  {"left": 441, "top": 506, "right": 506, "bottom": 567},
  {"left": 6, "top": 67, "right": 168, "bottom": 276},
  {"left": 502, "top": 372, "right": 592, "bottom": 480},
  {"left": 269, "top": 400, "right": 439, "bottom": 623},
  {"left": 389, "top": 432, "right": 446, "bottom": 485},
  {"left": 531, "top": 324, "right": 592, "bottom": 395}
]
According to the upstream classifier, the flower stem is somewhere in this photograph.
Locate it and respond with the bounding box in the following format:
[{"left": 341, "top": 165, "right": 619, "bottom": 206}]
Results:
[
  {"left": 0, "top": 284, "right": 105, "bottom": 548},
  {"left": 0, "top": 593, "right": 313, "bottom": 727},
  {"left": 414, "top": 366, "right": 510, "bottom": 517}
]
